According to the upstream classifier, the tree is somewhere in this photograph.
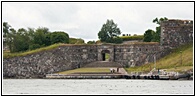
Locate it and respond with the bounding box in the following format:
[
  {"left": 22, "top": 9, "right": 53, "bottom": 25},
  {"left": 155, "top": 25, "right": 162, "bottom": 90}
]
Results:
[
  {"left": 26, "top": 28, "right": 35, "bottom": 46},
  {"left": 7, "top": 28, "right": 30, "bottom": 52},
  {"left": 45, "top": 33, "right": 52, "bottom": 46},
  {"left": 3, "top": 22, "right": 72, "bottom": 52},
  {"left": 152, "top": 27, "right": 161, "bottom": 42},
  {"left": 98, "top": 19, "right": 122, "bottom": 43},
  {"left": 143, "top": 29, "right": 155, "bottom": 42},
  {"left": 152, "top": 17, "right": 168, "bottom": 42},
  {"left": 3, "top": 22, "right": 11, "bottom": 40},
  {"left": 144, "top": 17, "right": 168, "bottom": 42},
  {"left": 33, "top": 27, "right": 50, "bottom": 47},
  {"left": 3, "top": 22, "right": 11, "bottom": 50},
  {"left": 12, "top": 33, "right": 28, "bottom": 52},
  {"left": 50, "top": 31, "right": 69, "bottom": 44},
  {"left": 113, "top": 37, "right": 123, "bottom": 44},
  {"left": 153, "top": 17, "right": 168, "bottom": 25},
  {"left": 8, "top": 28, "right": 16, "bottom": 52}
]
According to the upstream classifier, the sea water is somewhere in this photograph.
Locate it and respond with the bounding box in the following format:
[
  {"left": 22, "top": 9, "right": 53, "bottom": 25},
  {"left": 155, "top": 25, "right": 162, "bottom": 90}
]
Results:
[{"left": 2, "top": 79, "right": 194, "bottom": 95}]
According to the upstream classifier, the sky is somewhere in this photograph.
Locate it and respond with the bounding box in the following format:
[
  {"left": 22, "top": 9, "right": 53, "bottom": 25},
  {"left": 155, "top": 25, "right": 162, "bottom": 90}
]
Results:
[{"left": 2, "top": 2, "right": 194, "bottom": 42}]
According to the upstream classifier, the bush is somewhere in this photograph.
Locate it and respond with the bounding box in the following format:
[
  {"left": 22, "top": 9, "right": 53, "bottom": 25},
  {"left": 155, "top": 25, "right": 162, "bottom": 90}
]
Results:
[
  {"left": 50, "top": 31, "right": 69, "bottom": 44},
  {"left": 29, "top": 44, "right": 41, "bottom": 50},
  {"left": 112, "top": 37, "right": 123, "bottom": 44},
  {"left": 87, "top": 41, "right": 96, "bottom": 44}
]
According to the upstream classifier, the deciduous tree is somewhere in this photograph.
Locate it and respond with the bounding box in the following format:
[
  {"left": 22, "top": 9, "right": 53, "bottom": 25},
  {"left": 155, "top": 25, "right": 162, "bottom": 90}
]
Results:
[
  {"left": 143, "top": 29, "right": 155, "bottom": 42},
  {"left": 98, "top": 19, "right": 122, "bottom": 43},
  {"left": 50, "top": 31, "right": 69, "bottom": 44}
]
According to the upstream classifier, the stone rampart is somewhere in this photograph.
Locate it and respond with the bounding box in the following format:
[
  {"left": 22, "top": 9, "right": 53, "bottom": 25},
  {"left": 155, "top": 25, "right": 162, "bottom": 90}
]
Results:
[
  {"left": 3, "top": 43, "right": 167, "bottom": 78},
  {"left": 114, "top": 43, "right": 162, "bottom": 67},
  {"left": 3, "top": 45, "right": 98, "bottom": 78},
  {"left": 3, "top": 19, "right": 193, "bottom": 78},
  {"left": 160, "top": 19, "right": 193, "bottom": 48}
]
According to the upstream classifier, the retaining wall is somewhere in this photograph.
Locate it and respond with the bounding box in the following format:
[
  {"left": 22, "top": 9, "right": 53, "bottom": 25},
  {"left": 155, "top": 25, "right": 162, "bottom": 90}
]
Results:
[
  {"left": 3, "top": 45, "right": 98, "bottom": 78},
  {"left": 3, "top": 44, "right": 164, "bottom": 78}
]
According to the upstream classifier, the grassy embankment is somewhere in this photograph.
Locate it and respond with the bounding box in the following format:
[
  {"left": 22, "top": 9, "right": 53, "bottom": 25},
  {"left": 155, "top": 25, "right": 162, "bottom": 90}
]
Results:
[
  {"left": 120, "top": 35, "right": 144, "bottom": 41},
  {"left": 125, "top": 43, "right": 193, "bottom": 73},
  {"left": 57, "top": 68, "right": 111, "bottom": 74},
  {"left": 3, "top": 43, "right": 63, "bottom": 59},
  {"left": 4, "top": 37, "right": 86, "bottom": 59}
]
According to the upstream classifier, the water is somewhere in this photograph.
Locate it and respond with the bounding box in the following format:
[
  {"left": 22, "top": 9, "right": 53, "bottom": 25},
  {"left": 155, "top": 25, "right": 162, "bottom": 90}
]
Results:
[{"left": 3, "top": 79, "right": 194, "bottom": 95}]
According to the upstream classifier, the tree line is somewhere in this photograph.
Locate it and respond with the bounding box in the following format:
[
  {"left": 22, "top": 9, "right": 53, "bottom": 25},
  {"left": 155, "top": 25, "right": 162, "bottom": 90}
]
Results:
[
  {"left": 3, "top": 17, "right": 168, "bottom": 52},
  {"left": 3, "top": 22, "right": 69, "bottom": 53}
]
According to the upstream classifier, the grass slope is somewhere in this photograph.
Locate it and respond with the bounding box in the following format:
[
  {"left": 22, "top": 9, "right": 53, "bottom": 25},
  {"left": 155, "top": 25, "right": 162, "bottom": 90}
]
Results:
[
  {"left": 120, "top": 35, "right": 144, "bottom": 41},
  {"left": 3, "top": 43, "right": 63, "bottom": 59},
  {"left": 125, "top": 43, "right": 193, "bottom": 73},
  {"left": 57, "top": 67, "right": 111, "bottom": 74}
]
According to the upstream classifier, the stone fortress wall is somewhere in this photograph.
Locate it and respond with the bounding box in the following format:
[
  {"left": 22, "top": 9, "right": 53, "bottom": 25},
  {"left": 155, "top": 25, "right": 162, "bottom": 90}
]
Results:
[
  {"left": 3, "top": 45, "right": 98, "bottom": 78},
  {"left": 160, "top": 19, "right": 193, "bottom": 48},
  {"left": 3, "top": 19, "right": 193, "bottom": 78},
  {"left": 114, "top": 43, "right": 162, "bottom": 67}
]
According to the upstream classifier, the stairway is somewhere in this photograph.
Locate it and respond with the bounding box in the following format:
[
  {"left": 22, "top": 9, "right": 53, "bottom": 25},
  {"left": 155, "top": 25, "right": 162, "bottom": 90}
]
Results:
[{"left": 83, "top": 61, "right": 123, "bottom": 68}]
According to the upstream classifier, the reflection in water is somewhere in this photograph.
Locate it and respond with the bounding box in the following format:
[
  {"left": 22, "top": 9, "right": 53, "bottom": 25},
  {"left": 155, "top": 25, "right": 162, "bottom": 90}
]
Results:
[{"left": 3, "top": 79, "right": 193, "bottom": 95}]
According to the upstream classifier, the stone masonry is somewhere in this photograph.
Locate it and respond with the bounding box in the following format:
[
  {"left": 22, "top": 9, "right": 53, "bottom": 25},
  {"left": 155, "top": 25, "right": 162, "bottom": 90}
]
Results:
[
  {"left": 3, "top": 45, "right": 98, "bottom": 78},
  {"left": 3, "top": 43, "right": 166, "bottom": 78},
  {"left": 160, "top": 19, "right": 193, "bottom": 48}
]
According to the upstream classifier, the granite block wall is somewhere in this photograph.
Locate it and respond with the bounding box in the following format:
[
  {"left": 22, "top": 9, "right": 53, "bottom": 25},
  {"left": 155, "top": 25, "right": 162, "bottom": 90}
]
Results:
[
  {"left": 3, "top": 45, "right": 98, "bottom": 78},
  {"left": 114, "top": 43, "right": 162, "bottom": 67},
  {"left": 160, "top": 19, "right": 193, "bottom": 48}
]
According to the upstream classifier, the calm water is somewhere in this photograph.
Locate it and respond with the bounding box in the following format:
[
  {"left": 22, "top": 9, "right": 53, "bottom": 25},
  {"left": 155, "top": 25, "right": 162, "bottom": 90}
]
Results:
[{"left": 3, "top": 79, "right": 194, "bottom": 95}]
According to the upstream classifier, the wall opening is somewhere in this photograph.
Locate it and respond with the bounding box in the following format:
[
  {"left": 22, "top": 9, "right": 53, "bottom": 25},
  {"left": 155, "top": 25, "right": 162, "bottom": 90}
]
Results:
[{"left": 101, "top": 50, "right": 110, "bottom": 61}]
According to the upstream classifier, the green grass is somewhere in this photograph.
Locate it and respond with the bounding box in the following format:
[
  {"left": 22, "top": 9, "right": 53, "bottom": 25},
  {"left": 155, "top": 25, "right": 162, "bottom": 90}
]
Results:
[
  {"left": 117, "top": 42, "right": 159, "bottom": 45},
  {"left": 3, "top": 43, "right": 63, "bottom": 59},
  {"left": 105, "top": 53, "right": 110, "bottom": 60},
  {"left": 120, "top": 35, "right": 144, "bottom": 41},
  {"left": 125, "top": 43, "right": 193, "bottom": 73},
  {"left": 69, "top": 38, "right": 85, "bottom": 44},
  {"left": 57, "top": 67, "right": 111, "bottom": 74}
]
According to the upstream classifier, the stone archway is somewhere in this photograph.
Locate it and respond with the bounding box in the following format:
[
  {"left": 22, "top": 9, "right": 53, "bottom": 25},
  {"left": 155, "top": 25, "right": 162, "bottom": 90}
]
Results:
[
  {"left": 101, "top": 50, "right": 110, "bottom": 61},
  {"left": 97, "top": 45, "right": 114, "bottom": 61}
]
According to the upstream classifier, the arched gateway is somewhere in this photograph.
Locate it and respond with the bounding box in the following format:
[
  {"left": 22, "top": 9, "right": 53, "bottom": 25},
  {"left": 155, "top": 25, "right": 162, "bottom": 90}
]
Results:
[
  {"left": 97, "top": 45, "right": 114, "bottom": 61},
  {"left": 101, "top": 50, "right": 110, "bottom": 61}
]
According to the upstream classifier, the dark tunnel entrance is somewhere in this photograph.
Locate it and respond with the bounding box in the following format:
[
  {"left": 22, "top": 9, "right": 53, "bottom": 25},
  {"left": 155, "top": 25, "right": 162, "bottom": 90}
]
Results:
[{"left": 101, "top": 50, "right": 110, "bottom": 61}]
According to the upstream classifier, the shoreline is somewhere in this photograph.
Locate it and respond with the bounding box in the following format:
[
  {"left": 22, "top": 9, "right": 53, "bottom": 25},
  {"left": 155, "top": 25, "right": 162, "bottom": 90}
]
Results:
[{"left": 3, "top": 74, "right": 193, "bottom": 80}]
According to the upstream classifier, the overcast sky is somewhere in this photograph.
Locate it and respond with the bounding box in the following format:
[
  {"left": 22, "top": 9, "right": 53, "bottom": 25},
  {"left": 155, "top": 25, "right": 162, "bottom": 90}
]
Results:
[{"left": 2, "top": 2, "right": 194, "bottom": 42}]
